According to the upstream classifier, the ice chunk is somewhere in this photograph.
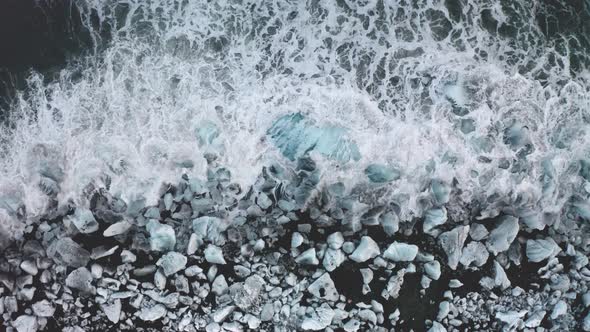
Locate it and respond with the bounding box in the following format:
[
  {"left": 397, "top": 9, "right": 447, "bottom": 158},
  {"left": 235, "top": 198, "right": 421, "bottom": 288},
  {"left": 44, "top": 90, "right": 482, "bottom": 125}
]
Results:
[
  {"left": 428, "top": 321, "right": 447, "bottom": 332},
  {"left": 431, "top": 179, "right": 451, "bottom": 205},
  {"left": 526, "top": 238, "right": 561, "bottom": 262},
  {"left": 291, "top": 232, "right": 304, "bottom": 248},
  {"left": 66, "top": 267, "right": 94, "bottom": 294},
  {"left": 460, "top": 241, "right": 489, "bottom": 267},
  {"left": 32, "top": 300, "right": 55, "bottom": 317},
  {"left": 295, "top": 248, "right": 319, "bottom": 265},
  {"left": 323, "top": 248, "right": 345, "bottom": 272},
  {"left": 423, "top": 208, "right": 447, "bottom": 235},
  {"left": 486, "top": 216, "right": 519, "bottom": 255},
  {"left": 196, "top": 120, "right": 220, "bottom": 146},
  {"left": 267, "top": 113, "right": 361, "bottom": 163},
  {"left": 380, "top": 212, "right": 399, "bottom": 236},
  {"left": 496, "top": 310, "right": 527, "bottom": 328},
  {"left": 48, "top": 237, "right": 90, "bottom": 268},
  {"left": 146, "top": 220, "right": 176, "bottom": 252},
  {"left": 308, "top": 273, "right": 339, "bottom": 301},
  {"left": 583, "top": 312, "right": 590, "bottom": 331},
  {"left": 327, "top": 232, "right": 344, "bottom": 249},
  {"left": 550, "top": 300, "right": 567, "bottom": 319},
  {"left": 469, "top": 224, "right": 488, "bottom": 241},
  {"left": 364, "top": 164, "right": 401, "bottom": 183},
  {"left": 300, "top": 304, "right": 335, "bottom": 331},
  {"left": 424, "top": 260, "right": 441, "bottom": 280},
  {"left": 211, "top": 305, "right": 235, "bottom": 323},
  {"left": 349, "top": 236, "right": 380, "bottom": 263},
  {"left": 204, "top": 244, "right": 226, "bottom": 264},
  {"left": 101, "top": 300, "right": 122, "bottom": 323},
  {"left": 212, "top": 275, "right": 228, "bottom": 295},
  {"left": 256, "top": 192, "right": 272, "bottom": 209},
  {"left": 230, "top": 275, "right": 265, "bottom": 310},
  {"left": 71, "top": 208, "right": 98, "bottom": 234},
  {"left": 138, "top": 304, "right": 167, "bottom": 321},
  {"left": 12, "top": 315, "right": 38, "bottom": 332},
  {"left": 438, "top": 225, "right": 469, "bottom": 270},
  {"left": 524, "top": 310, "right": 546, "bottom": 328},
  {"left": 383, "top": 242, "right": 418, "bottom": 262},
  {"left": 103, "top": 220, "right": 132, "bottom": 237},
  {"left": 192, "top": 216, "right": 225, "bottom": 243},
  {"left": 156, "top": 252, "right": 187, "bottom": 276}
]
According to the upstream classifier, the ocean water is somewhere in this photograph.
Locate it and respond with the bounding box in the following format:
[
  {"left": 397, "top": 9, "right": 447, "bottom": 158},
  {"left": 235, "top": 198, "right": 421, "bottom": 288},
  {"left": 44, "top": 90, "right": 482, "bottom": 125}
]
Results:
[{"left": 1, "top": 0, "right": 590, "bottom": 232}]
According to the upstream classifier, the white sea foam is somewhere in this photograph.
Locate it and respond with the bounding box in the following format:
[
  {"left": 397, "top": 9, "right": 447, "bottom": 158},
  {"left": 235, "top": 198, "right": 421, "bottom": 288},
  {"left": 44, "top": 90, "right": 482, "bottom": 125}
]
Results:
[{"left": 0, "top": 0, "right": 589, "bottom": 225}]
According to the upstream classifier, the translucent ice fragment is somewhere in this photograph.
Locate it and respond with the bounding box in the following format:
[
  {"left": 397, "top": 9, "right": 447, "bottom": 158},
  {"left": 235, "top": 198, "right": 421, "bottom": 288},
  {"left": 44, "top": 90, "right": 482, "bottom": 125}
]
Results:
[
  {"left": 423, "top": 208, "right": 447, "bottom": 235},
  {"left": 196, "top": 120, "right": 220, "bottom": 146},
  {"left": 156, "top": 252, "right": 187, "bottom": 276},
  {"left": 71, "top": 208, "right": 99, "bottom": 234},
  {"left": 349, "top": 236, "right": 380, "bottom": 263},
  {"left": 146, "top": 220, "right": 176, "bottom": 252},
  {"left": 383, "top": 242, "right": 418, "bottom": 262},
  {"left": 364, "top": 164, "right": 401, "bottom": 183},
  {"left": 526, "top": 238, "right": 561, "bottom": 262},
  {"left": 267, "top": 113, "right": 361, "bottom": 163},
  {"left": 486, "top": 216, "right": 519, "bottom": 255},
  {"left": 431, "top": 179, "right": 451, "bottom": 205}
]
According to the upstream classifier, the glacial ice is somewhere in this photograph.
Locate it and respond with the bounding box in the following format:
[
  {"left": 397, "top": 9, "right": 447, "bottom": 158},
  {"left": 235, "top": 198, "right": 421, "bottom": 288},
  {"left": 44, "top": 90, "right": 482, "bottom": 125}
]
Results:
[
  {"left": 70, "top": 208, "right": 99, "bottom": 234},
  {"left": 267, "top": 113, "right": 361, "bottom": 163},
  {"left": 486, "top": 216, "right": 519, "bottom": 255},
  {"left": 438, "top": 226, "right": 469, "bottom": 270},
  {"left": 156, "top": 252, "right": 187, "bottom": 276},
  {"left": 349, "top": 236, "right": 380, "bottom": 263},
  {"left": 146, "top": 220, "right": 176, "bottom": 252},
  {"left": 364, "top": 164, "right": 401, "bottom": 183},
  {"left": 526, "top": 238, "right": 561, "bottom": 262},
  {"left": 383, "top": 242, "right": 419, "bottom": 262}
]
